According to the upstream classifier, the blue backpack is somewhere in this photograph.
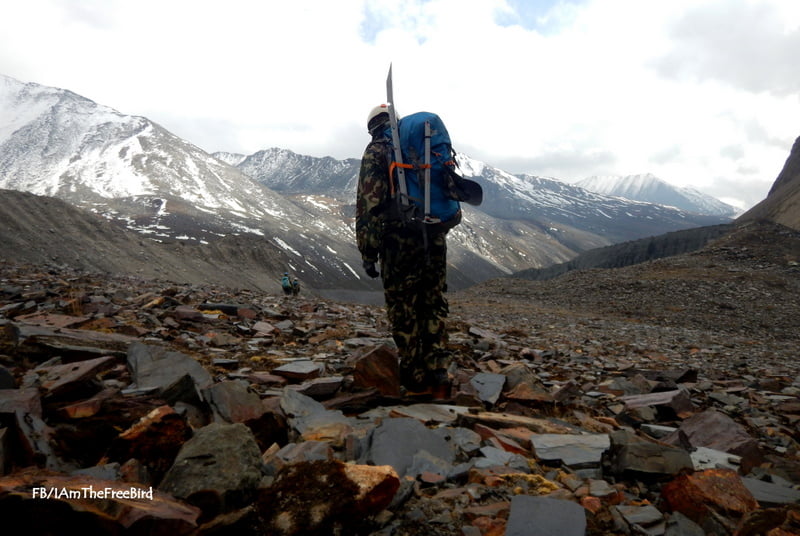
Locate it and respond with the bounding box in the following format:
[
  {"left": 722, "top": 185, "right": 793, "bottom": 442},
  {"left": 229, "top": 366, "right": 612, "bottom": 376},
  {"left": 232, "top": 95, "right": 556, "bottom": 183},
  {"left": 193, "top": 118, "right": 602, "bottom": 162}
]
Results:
[{"left": 385, "top": 111, "right": 482, "bottom": 232}]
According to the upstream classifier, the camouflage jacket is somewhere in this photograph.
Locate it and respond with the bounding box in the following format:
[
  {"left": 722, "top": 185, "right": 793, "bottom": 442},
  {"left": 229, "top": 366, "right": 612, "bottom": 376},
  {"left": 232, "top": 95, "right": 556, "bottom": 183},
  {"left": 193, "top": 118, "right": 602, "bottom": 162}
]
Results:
[{"left": 356, "top": 137, "right": 391, "bottom": 263}]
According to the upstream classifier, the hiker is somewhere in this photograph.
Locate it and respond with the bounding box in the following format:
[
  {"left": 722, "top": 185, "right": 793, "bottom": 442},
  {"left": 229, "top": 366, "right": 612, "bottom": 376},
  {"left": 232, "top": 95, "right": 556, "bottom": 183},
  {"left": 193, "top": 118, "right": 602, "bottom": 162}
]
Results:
[
  {"left": 356, "top": 104, "right": 452, "bottom": 398},
  {"left": 280, "top": 272, "right": 293, "bottom": 296},
  {"left": 292, "top": 278, "right": 300, "bottom": 296}
]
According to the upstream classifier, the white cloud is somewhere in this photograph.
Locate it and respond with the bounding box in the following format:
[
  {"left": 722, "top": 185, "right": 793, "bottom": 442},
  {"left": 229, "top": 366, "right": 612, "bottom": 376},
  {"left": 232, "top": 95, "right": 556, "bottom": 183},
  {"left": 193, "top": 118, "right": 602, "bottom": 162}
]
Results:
[{"left": 1, "top": 0, "right": 798, "bottom": 210}]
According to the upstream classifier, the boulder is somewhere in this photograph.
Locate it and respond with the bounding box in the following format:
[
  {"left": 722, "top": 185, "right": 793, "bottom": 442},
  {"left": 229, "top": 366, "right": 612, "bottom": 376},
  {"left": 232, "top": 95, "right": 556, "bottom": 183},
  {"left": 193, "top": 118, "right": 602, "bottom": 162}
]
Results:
[
  {"left": 348, "top": 345, "right": 401, "bottom": 397},
  {"left": 661, "top": 468, "right": 759, "bottom": 533},
  {"left": 108, "top": 405, "right": 192, "bottom": 483},
  {"left": 257, "top": 460, "right": 399, "bottom": 536},
  {"left": 663, "top": 409, "right": 764, "bottom": 473},
  {"left": 604, "top": 429, "right": 693, "bottom": 478},
  {"left": 159, "top": 422, "right": 263, "bottom": 518},
  {"left": 203, "top": 380, "right": 265, "bottom": 423},
  {"left": 126, "top": 342, "right": 212, "bottom": 400},
  {"left": 470, "top": 372, "right": 506, "bottom": 405},
  {"left": 364, "top": 418, "right": 454, "bottom": 477}
]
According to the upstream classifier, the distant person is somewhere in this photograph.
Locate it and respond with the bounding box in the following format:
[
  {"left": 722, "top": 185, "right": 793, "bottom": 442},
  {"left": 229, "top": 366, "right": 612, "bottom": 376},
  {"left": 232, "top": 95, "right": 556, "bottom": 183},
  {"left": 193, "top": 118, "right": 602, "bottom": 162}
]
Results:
[
  {"left": 292, "top": 278, "right": 300, "bottom": 296},
  {"left": 356, "top": 104, "right": 452, "bottom": 398},
  {"left": 280, "top": 272, "right": 293, "bottom": 296}
]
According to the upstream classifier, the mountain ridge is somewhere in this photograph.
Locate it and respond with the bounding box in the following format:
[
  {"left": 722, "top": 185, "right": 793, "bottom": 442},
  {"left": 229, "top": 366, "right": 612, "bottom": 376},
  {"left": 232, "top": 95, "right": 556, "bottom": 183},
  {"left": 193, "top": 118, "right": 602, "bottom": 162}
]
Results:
[
  {"left": 577, "top": 173, "right": 739, "bottom": 217},
  {"left": 1, "top": 73, "right": 738, "bottom": 295}
]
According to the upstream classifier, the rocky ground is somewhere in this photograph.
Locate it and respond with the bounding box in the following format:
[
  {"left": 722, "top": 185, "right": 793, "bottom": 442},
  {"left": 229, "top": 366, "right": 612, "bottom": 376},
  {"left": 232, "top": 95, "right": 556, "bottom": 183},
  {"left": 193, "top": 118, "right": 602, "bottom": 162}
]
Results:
[
  {"left": 0, "top": 220, "right": 799, "bottom": 535},
  {"left": 457, "top": 220, "right": 800, "bottom": 376}
]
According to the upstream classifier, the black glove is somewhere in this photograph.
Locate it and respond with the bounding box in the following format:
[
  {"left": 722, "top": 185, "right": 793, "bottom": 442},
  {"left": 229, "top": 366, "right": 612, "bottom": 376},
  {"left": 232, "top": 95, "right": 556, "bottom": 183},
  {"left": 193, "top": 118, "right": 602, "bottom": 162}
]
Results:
[{"left": 363, "top": 260, "right": 379, "bottom": 278}]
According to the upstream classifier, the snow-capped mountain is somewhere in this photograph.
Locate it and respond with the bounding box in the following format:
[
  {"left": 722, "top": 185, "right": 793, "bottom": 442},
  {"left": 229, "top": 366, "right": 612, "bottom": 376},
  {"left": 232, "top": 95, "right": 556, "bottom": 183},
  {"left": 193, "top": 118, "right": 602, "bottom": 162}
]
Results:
[
  {"left": 224, "top": 150, "right": 732, "bottom": 244},
  {"left": 0, "top": 75, "right": 300, "bottom": 230},
  {"left": 221, "top": 148, "right": 733, "bottom": 278},
  {"left": 217, "top": 149, "right": 581, "bottom": 278},
  {"left": 0, "top": 74, "right": 364, "bottom": 290},
  {"left": 3, "top": 79, "right": 244, "bottom": 211},
  {"left": 577, "top": 174, "right": 739, "bottom": 217},
  {"left": 0, "top": 73, "right": 734, "bottom": 293},
  {"left": 454, "top": 159, "right": 731, "bottom": 246},
  {"left": 230, "top": 148, "right": 361, "bottom": 200}
]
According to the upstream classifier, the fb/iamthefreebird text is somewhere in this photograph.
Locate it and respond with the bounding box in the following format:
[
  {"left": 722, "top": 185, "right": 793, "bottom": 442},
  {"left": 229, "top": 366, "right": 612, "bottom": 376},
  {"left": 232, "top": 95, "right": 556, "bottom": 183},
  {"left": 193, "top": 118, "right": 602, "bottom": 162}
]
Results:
[{"left": 32, "top": 486, "right": 154, "bottom": 500}]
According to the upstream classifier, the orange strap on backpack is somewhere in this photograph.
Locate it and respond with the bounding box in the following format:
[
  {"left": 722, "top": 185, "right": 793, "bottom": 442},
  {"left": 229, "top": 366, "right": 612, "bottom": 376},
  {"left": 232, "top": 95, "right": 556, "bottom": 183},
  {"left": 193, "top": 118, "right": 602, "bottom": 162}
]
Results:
[{"left": 388, "top": 161, "right": 414, "bottom": 196}]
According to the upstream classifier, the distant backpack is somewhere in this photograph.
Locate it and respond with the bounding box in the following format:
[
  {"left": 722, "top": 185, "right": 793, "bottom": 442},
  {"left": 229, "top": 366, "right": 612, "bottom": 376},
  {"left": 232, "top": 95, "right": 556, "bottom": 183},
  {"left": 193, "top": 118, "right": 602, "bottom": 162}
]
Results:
[
  {"left": 385, "top": 111, "right": 482, "bottom": 233},
  {"left": 281, "top": 275, "right": 292, "bottom": 290}
]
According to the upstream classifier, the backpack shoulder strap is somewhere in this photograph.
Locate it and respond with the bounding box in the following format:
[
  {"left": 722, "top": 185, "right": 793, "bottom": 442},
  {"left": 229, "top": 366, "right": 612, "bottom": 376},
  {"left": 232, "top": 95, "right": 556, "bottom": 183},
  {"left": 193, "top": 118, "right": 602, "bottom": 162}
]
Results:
[{"left": 424, "top": 119, "right": 432, "bottom": 221}]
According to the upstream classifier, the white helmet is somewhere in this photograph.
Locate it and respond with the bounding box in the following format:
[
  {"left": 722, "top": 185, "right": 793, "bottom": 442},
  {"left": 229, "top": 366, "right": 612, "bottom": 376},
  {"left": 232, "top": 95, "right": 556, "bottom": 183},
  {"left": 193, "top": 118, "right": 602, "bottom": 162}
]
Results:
[{"left": 367, "top": 104, "right": 389, "bottom": 127}]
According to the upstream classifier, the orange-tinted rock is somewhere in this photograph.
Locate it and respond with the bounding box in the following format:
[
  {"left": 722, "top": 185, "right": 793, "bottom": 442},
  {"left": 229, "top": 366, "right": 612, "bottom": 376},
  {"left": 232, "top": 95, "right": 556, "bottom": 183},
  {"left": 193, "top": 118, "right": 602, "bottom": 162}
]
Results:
[
  {"left": 474, "top": 424, "right": 530, "bottom": 455},
  {"left": 662, "top": 468, "right": 759, "bottom": 528},
  {"left": 58, "top": 387, "right": 118, "bottom": 419},
  {"left": 349, "top": 345, "right": 401, "bottom": 397},
  {"left": 463, "top": 501, "right": 511, "bottom": 522},
  {"left": 471, "top": 515, "right": 507, "bottom": 536},
  {"left": 581, "top": 495, "right": 603, "bottom": 514},
  {"left": 108, "top": 405, "right": 191, "bottom": 482},
  {"left": 467, "top": 466, "right": 529, "bottom": 488},
  {"left": 36, "top": 355, "right": 117, "bottom": 401}
]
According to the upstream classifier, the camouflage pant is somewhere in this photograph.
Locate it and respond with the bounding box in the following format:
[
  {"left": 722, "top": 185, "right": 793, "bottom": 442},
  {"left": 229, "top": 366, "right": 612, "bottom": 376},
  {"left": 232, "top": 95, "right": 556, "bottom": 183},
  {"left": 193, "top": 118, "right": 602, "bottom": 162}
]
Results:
[{"left": 380, "top": 225, "right": 451, "bottom": 388}]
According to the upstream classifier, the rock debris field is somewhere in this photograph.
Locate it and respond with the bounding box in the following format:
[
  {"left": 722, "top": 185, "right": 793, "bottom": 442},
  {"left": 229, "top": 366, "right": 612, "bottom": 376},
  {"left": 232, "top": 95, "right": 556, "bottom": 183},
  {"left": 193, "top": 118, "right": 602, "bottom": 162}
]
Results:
[{"left": 0, "top": 221, "right": 799, "bottom": 535}]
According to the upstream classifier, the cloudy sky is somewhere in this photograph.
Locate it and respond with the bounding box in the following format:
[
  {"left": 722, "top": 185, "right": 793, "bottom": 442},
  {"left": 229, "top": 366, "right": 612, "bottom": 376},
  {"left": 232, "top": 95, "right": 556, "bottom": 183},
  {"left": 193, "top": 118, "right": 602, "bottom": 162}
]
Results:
[{"left": 1, "top": 0, "right": 798, "bottom": 210}]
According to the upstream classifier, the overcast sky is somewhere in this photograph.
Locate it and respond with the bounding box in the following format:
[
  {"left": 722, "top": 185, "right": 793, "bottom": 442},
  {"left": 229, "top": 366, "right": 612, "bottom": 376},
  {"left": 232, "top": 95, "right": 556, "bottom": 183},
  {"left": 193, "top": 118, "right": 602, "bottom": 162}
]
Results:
[{"left": 1, "top": 0, "right": 799, "bottom": 210}]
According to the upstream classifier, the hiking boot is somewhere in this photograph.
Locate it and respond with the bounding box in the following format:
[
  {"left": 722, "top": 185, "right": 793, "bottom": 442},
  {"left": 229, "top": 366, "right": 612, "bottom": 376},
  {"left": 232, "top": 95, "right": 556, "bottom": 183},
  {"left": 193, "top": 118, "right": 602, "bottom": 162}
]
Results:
[
  {"left": 428, "top": 369, "right": 451, "bottom": 401},
  {"left": 402, "top": 385, "right": 434, "bottom": 399},
  {"left": 400, "top": 364, "right": 428, "bottom": 395}
]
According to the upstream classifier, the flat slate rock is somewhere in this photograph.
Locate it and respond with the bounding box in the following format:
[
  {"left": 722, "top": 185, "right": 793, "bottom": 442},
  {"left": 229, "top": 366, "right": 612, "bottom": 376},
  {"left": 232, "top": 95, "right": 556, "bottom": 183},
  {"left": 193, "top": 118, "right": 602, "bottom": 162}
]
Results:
[
  {"left": 614, "top": 504, "right": 664, "bottom": 526},
  {"left": 457, "top": 411, "right": 578, "bottom": 435},
  {"left": 664, "top": 511, "right": 705, "bottom": 536},
  {"left": 387, "top": 403, "right": 470, "bottom": 424},
  {"left": 279, "top": 387, "right": 350, "bottom": 435},
  {"left": 37, "top": 355, "right": 117, "bottom": 398},
  {"left": 691, "top": 446, "right": 741, "bottom": 471},
  {"left": 365, "top": 417, "right": 454, "bottom": 477},
  {"left": 272, "top": 360, "right": 322, "bottom": 381},
  {"left": 127, "top": 342, "right": 212, "bottom": 395},
  {"left": 475, "top": 446, "right": 530, "bottom": 471},
  {"left": 470, "top": 372, "right": 506, "bottom": 405},
  {"left": 204, "top": 380, "right": 266, "bottom": 423},
  {"left": 742, "top": 477, "right": 800, "bottom": 506},
  {"left": 620, "top": 389, "right": 694, "bottom": 417},
  {"left": 505, "top": 495, "right": 586, "bottom": 536},
  {"left": 530, "top": 433, "right": 610, "bottom": 467}
]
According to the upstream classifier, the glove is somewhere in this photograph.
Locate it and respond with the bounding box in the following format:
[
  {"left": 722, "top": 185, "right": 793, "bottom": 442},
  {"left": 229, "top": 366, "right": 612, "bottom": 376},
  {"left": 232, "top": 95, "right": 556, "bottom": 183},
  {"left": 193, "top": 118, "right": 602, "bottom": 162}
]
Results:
[{"left": 363, "top": 260, "right": 379, "bottom": 279}]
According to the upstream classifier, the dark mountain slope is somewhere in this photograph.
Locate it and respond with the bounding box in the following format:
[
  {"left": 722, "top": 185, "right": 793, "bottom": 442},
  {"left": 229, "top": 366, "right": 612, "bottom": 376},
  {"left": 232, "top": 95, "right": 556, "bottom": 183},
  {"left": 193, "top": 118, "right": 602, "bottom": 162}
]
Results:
[
  {"left": 0, "top": 189, "right": 294, "bottom": 292},
  {"left": 513, "top": 223, "right": 735, "bottom": 281},
  {"left": 740, "top": 135, "right": 800, "bottom": 230}
]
